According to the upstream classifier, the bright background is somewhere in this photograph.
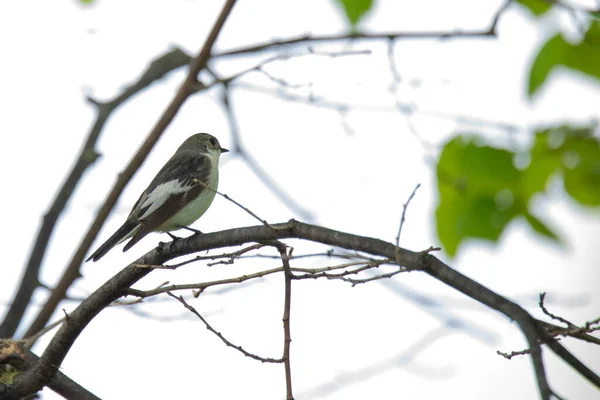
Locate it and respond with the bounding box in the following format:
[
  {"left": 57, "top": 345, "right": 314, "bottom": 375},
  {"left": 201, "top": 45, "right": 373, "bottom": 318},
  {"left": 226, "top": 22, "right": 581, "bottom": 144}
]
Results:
[{"left": 0, "top": 0, "right": 599, "bottom": 399}]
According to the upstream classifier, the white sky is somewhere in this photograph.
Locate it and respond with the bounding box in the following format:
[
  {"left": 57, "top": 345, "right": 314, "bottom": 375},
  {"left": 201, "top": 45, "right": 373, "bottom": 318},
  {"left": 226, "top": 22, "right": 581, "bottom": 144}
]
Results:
[{"left": 1, "top": 0, "right": 599, "bottom": 399}]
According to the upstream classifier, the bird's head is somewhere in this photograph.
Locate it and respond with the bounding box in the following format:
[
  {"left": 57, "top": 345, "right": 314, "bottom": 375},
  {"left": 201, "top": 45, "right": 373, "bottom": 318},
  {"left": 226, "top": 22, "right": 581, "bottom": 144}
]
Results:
[{"left": 181, "top": 133, "right": 229, "bottom": 158}]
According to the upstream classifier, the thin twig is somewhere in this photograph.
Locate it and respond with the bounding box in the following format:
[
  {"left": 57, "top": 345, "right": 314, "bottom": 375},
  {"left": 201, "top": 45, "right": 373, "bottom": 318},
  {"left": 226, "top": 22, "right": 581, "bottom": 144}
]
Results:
[
  {"left": 126, "top": 266, "right": 285, "bottom": 298},
  {"left": 134, "top": 243, "right": 266, "bottom": 269},
  {"left": 279, "top": 246, "right": 294, "bottom": 400},
  {"left": 395, "top": 183, "right": 421, "bottom": 247},
  {"left": 167, "top": 292, "right": 283, "bottom": 363},
  {"left": 22, "top": 317, "right": 67, "bottom": 349},
  {"left": 497, "top": 348, "right": 531, "bottom": 359},
  {"left": 539, "top": 293, "right": 576, "bottom": 328},
  {"left": 220, "top": 86, "right": 315, "bottom": 221}
]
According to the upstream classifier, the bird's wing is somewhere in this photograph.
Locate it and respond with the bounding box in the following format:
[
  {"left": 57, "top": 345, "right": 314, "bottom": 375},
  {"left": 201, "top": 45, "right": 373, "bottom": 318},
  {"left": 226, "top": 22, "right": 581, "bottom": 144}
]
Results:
[
  {"left": 122, "top": 152, "right": 212, "bottom": 252},
  {"left": 123, "top": 184, "right": 203, "bottom": 252}
]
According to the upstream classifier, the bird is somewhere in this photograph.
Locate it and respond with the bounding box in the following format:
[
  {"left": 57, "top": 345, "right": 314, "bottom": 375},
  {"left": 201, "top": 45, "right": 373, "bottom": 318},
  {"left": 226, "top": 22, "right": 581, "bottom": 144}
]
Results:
[{"left": 86, "top": 133, "right": 228, "bottom": 262}]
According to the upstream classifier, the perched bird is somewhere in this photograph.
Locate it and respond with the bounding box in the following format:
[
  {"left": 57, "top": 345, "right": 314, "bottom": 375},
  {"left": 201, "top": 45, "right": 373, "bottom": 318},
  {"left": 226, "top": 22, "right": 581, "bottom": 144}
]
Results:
[{"left": 87, "top": 133, "right": 228, "bottom": 262}]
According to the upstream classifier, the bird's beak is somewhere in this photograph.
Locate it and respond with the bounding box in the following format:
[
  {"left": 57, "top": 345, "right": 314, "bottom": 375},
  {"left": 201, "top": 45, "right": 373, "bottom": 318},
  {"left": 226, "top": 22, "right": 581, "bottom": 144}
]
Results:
[{"left": 221, "top": 147, "right": 229, "bottom": 153}]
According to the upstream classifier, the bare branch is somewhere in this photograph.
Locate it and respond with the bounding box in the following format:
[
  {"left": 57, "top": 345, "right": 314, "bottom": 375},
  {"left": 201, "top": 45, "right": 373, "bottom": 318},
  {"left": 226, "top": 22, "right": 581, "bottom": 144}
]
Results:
[
  {"left": 395, "top": 183, "right": 421, "bottom": 247},
  {"left": 0, "top": 340, "right": 100, "bottom": 400},
  {"left": 279, "top": 246, "right": 294, "bottom": 400},
  {"left": 497, "top": 348, "right": 531, "bottom": 360},
  {"left": 539, "top": 292, "right": 576, "bottom": 328},
  {"left": 126, "top": 266, "right": 285, "bottom": 298},
  {"left": 220, "top": 85, "right": 315, "bottom": 220},
  {"left": 133, "top": 243, "right": 266, "bottom": 270},
  {"left": 167, "top": 292, "right": 283, "bottom": 363},
  {"left": 9, "top": 220, "right": 598, "bottom": 399},
  {"left": 214, "top": 28, "right": 499, "bottom": 59}
]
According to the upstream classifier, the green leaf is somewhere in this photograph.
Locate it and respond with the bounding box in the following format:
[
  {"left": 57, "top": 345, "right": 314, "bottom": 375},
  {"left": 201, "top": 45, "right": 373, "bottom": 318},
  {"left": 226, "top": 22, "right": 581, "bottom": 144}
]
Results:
[
  {"left": 521, "top": 129, "right": 563, "bottom": 199},
  {"left": 562, "top": 136, "right": 600, "bottom": 205},
  {"left": 438, "top": 136, "right": 521, "bottom": 196},
  {"left": 563, "top": 22, "right": 600, "bottom": 82},
  {"left": 517, "top": 0, "right": 552, "bottom": 17},
  {"left": 436, "top": 194, "right": 518, "bottom": 257},
  {"left": 436, "top": 135, "right": 522, "bottom": 256},
  {"left": 524, "top": 212, "right": 560, "bottom": 243},
  {"left": 79, "top": 0, "right": 94, "bottom": 3},
  {"left": 528, "top": 23, "right": 600, "bottom": 98},
  {"left": 527, "top": 34, "right": 567, "bottom": 97},
  {"left": 335, "top": 0, "right": 373, "bottom": 28}
]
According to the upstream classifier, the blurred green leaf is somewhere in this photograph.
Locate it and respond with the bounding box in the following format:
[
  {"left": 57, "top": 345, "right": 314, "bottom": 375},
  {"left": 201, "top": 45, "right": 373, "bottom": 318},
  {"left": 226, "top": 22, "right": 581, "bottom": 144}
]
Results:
[
  {"left": 436, "top": 127, "right": 598, "bottom": 257},
  {"left": 527, "top": 125, "right": 600, "bottom": 205},
  {"left": 527, "top": 34, "right": 567, "bottom": 97},
  {"left": 335, "top": 0, "right": 373, "bottom": 28},
  {"left": 436, "top": 194, "right": 519, "bottom": 257},
  {"left": 563, "top": 22, "right": 600, "bottom": 81},
  {"left": 438, "top": 136, "right": 521, "bottom": 196},
  {"left": 521, "top": 129, "right": 563, "bottom": 198},
  {"left": 562, "top": 136, "right": 600, "bottom": 205},
  {"left": 517, "top": 0, "right": 552, "bottom": 17},
  {"left": 528, "top": 23, "right": 600, "bottom": 98},
  {"left": 79, "top": 0, "right": 94, "bottom": 3},
  {"left": 524, "top": 212, "right": 560, "bottom": 243},
  {"left": 436, "top": 136, "right": 522, "bottom": 256}
]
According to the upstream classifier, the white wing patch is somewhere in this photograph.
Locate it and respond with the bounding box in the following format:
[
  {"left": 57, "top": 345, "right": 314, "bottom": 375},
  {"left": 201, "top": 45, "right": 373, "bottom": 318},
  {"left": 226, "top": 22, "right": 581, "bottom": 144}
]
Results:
[{"left": 138, "top": 179, "right": 193, "bottom": 220}]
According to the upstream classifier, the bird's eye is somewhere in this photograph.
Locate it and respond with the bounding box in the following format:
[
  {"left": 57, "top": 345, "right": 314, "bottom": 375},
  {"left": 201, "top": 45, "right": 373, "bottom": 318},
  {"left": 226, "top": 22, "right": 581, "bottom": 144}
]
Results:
[{"left": 209, "top": 138, "right": 217, "bottom": 146}]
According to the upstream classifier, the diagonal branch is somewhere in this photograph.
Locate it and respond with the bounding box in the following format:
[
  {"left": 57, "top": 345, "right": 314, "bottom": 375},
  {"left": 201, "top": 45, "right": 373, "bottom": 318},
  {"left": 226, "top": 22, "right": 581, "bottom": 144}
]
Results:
[
  {"left": 220, "top": 86, "right": 315, "bottom": 220},
  {"left": 0, "top": 47, "right": 192, "bottom": 339},
  {"left": 23, "top": 0, "right": 238, "bottom": 341},
  {"left": 0, "top": 340, "right": 100, "bottom": 400},
  {"left": 167, "top": 292, "right": 283, "bottom": 363}
]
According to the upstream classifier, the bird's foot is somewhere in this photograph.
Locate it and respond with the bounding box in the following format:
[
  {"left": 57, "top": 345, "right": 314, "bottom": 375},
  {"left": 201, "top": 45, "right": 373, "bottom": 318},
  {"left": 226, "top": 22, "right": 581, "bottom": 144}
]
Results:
[
  {"left": 178, "top": 225, "right": 204, "bottom": 236},
  {"left": 166, "top": 232, "right": 181, "bottom": 241}
]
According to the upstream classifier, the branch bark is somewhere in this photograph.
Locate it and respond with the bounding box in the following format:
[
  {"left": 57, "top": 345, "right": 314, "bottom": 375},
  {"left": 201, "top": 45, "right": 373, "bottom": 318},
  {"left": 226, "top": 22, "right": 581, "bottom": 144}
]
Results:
[
  {"left": 0, "top": 340, "right": 100, "bottom": 400},
  {"left": 3, "top": 220, "right": 598, "bottom": 399}
]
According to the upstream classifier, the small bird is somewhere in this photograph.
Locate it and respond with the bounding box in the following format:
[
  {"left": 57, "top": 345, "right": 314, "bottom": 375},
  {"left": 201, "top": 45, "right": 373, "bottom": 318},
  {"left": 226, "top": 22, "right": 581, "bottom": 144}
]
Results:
[{"left": 87, "top": 133, "right": 228, "bottom": 262}]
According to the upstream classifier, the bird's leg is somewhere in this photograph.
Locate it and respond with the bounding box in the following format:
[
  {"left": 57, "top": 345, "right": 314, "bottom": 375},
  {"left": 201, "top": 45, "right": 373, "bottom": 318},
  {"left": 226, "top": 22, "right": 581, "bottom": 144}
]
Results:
[
  {"left": 166, "top": 232, "right": 180, "bottom": 241},
  {"left": 178, "top": 225, "right": 204, "bottom": 236}
]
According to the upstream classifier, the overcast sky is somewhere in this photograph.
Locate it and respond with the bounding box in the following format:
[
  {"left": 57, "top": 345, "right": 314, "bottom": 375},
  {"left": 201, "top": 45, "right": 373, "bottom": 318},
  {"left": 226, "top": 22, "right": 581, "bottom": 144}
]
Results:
[{"left": 1, "top": 0, "right": 599, "bottom": 399}]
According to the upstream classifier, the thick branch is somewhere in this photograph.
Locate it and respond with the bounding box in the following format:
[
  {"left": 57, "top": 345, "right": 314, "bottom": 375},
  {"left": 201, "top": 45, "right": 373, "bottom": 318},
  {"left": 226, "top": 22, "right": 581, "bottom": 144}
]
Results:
[
  {"left": 0, "top": 340, "right": 100, "bottom": 400},
  {"left": 23, "top": 0, "right": 237, "bottom": 341},
  {"left": 6, "top": 220, "right": 598, "bottom": 399}
]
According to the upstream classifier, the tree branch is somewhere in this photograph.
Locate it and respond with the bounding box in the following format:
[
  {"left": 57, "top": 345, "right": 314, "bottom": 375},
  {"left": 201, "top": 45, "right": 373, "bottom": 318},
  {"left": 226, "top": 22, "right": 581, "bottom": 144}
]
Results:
[
  {"left": 210, "top": 0, "right": 512, "bottom": 58},
  {"left": 279, "top": 246, "right": 294, "bottom": 400},
  {"left": 5, "top": 220, "right": 598, "bottom": 399},
  {"left": 0, "top": 340, "right": 100, "bottom": 400},
  {"left": 0, "top": 47, "right": 192, "bottom": 339},
  {"left": 23, "top": 0, "right": 238, "bottom": 341},
  {"left": 166, "top": 292, "right": 283, "bottom": 363}
]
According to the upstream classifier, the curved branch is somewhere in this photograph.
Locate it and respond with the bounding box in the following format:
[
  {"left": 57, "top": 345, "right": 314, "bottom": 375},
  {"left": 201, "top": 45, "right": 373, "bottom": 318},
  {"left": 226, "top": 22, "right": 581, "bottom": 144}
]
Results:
[
  {"left": 5, "top": 220, "right": 598, "bottom": 399},
  {"left": 0, "top": 340, "right": 100, "bottom": 400}
]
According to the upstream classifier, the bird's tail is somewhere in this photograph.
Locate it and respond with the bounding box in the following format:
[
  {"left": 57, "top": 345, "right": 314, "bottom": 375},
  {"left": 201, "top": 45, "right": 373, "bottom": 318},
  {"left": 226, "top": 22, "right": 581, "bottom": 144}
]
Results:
[{"left": 86, "top": 220, "right": 139, "bottom": 262}]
